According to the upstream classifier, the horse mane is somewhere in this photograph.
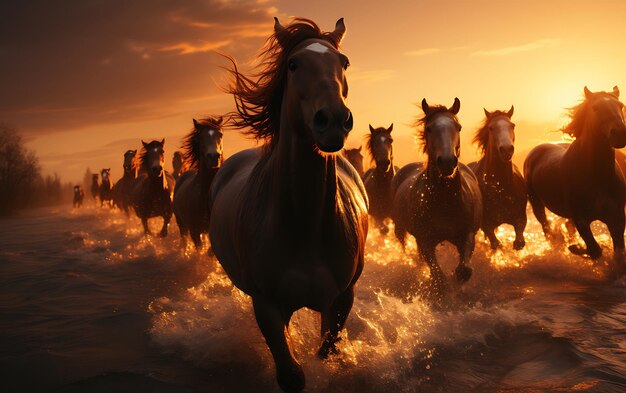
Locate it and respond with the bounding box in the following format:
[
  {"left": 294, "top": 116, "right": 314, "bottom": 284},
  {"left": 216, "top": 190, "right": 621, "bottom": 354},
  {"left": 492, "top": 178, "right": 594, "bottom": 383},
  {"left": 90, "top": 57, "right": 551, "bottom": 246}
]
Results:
[
  {"left": 224, "top": 18, "right": 342, "bottom": 147},
  {"left": 139, "top": 141, "right": 162, "bottom": 170},
  {"left": 181, "top": 116, "right": 222, "bottom": 170},
  {"left": 562, "top": 91, "right": 617, "bottom": 138},
  {"left": 473, "top": 110, "right": 509, "bottom": 154},
  {"left": 414, "top": 105, "right": 458, "bottom": 153}
]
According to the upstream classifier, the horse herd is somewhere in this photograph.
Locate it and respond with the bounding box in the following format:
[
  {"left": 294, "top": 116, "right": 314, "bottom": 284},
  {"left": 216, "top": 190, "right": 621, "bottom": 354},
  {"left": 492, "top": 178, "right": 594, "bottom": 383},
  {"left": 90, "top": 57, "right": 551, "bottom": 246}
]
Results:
[{"left": 74, "top": 17, "right": 626, "bottom": 392}]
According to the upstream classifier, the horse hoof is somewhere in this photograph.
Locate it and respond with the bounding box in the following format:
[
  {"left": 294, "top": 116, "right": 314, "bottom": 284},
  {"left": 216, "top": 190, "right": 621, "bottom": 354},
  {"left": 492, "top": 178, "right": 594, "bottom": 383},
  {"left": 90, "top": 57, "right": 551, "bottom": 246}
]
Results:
[
  {"left": 513, "top": 239, "right": 525, "bottom": 250},
  {"left": 454, "top": 265, "right": 473, "bottom": 283},
  {"left": 568, "top": 245, "right": 601, "bottom": 259},
  {"left": 490, "top": 240, "right": 502, "bottom": 250},
  {"left": 158, "top": 231, "right": 168, "bottom": 238},
  {"left": 380, "top": 226, "right": 389, "bottom": 235},
  {"left": 277, "top": 364, "right": 305, "bottom": 393},
  {"left": 317, "top": 340, "right": 340, "bottom": 359}
]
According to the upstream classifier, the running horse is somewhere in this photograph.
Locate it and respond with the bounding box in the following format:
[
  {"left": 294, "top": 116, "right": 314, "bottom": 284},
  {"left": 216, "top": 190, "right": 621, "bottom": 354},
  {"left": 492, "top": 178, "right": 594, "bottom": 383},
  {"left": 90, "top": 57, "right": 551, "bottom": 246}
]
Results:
[
  {"left": 209, "top": 18, "right": 368, "bottom": 392},
  {"left": 524, "top": 86, "right": 626, "bottom": 272},
  {"left": 468, "top": 107, "right": 527, "bottom": 250},
  {"left": 131, "top": 140, "right": 175, "bottom": 237},
  {"left": 99, "top": 168, "right": 113, "bottom": 207},
  {"left": 91, "top": 174, "right": 99, "bottom": 201},
  {"left": 73, "top": 185, "right": 84, "bottom": 208},
  {"left": 341, "top": 146, "right": 364, "bottom": 178},
  {"left": 363, "top": 124, "right": 397, "bottom": 234},
  {"left": 112, "top": 149, "right": 138, "bottom": 216},
  {"left": 173, "top": 117, "right": 224, "bottom": 249},
  {"left": 392, "top": 98, "right": 482, "bottom": 294}
]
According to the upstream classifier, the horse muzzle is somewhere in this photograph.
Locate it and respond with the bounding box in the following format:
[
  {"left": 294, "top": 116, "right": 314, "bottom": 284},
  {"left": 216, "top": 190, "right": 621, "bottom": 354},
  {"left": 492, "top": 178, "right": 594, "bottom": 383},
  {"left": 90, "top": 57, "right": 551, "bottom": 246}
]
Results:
[
  {"left": 436, "top": 155, "right": 458, "bottom": 177},
  {"left": 498, "top": 145, "right": 515, "bottom": 162},
  {"left": 312, "top": 107, "right": 353, "bottom": 153},
  {"left": 150, "top": 166, "right": 163, "bottom": 177},
  {"left": 610, "top": 127, "right": 626, "bottom": 149}
]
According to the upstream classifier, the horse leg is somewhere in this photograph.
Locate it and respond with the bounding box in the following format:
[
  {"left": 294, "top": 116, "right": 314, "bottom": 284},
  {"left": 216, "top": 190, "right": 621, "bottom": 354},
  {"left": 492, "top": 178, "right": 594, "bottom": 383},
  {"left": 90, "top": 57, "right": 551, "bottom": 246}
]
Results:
[
  {"left": 568, "top": 219, "right": 602, "bottom": 259},
  {"left": 454, "top": 233, "right": 474, "bottom": 283},
  {"left": 419, "top": 244, "right": 446, "bottom": 295},
  {"left": 158, "top": 214, "right": 170, "bottom": 237},
  {"left": 483, "top": 225, "right": 501, "bottom": 250},
  {"left": 177, "top": 223, "right": 188, "bottom": 249},
  {"left": 527, "top": 186, "right": 554, "bottom": 239},
  {"left": 141, "top": 218, "right": 151, "bottom": 236},
  {"left": 513, "top": 213, "right": 527, "bottom": 250},
  {"left": 252, "top": 296, "right": 304, "bottom": 393},
  {"left": 607, "top": 212, "right": 625, "bottom": 275},
  {"left": 318, "top": 286, "right": 354, "bottom": 359},
  {"left": 190, "top": 230, "right": 202, "bottom": 249}
]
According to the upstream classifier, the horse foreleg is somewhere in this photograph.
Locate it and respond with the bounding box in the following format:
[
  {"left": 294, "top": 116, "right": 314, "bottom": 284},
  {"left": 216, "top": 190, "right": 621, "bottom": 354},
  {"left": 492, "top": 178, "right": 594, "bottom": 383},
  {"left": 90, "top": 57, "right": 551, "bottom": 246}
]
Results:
[
  {"left": 141, "top": 218, "right": 151, "bottom": 236},
  {"left": 568, "top": 219, "right": 601, "bottom": 259},
  {"left": 454, "top": 233, "right": 475, "bottom": 283},
  {"left": 513, "top": 213, "right": 527, "bottom": 250},
  {"left": 318, "top": 286, "right": 354, "bottom": 359},
  {"left": 158, "top": 215, "right": 170, "bottom": 238},
  {"left": 419, "top": 244, "right": 446, "bottom": 295},
  {"left": 190, "top": 230, "right": 202, "bottom": 249},
  {"left": 607, "top": 212, "right": 625, "bottom": 275},
  {"left": 252, "top": 296, "right": 304, "bottom": 393},
  {"left": 483, "top": 225, "right": 501, "bottom": 250},
  {"left": 528, "top": 187, "right": 553, "bottom": 239}
]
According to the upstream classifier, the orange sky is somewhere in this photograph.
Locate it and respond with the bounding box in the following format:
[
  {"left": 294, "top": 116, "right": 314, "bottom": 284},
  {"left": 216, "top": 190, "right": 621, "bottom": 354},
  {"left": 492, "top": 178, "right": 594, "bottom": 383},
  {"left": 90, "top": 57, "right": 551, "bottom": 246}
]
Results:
[{"left": 2, "top": 0, "right": 626, "bottom": 182}]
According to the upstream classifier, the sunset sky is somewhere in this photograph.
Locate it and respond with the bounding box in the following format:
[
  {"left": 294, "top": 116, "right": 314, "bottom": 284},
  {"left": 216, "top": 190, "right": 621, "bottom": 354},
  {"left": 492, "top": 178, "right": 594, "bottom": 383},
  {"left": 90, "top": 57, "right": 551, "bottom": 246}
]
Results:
[{"left": 2, "top": 0, "right": 626, "bottom": 182}]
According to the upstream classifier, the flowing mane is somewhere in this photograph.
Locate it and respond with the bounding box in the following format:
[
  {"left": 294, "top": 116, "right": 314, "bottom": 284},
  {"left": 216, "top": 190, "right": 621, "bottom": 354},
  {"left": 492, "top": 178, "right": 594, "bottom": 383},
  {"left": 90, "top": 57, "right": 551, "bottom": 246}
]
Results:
[
  {"left": 562, "top": 91, "right": 618, "bottom": 138},
  {"left": 181, "top": 117, "right": 222, "bottom": 170},
  {"left": 414, "top": 105, "right": 457, "bottom": 153},
  {"left": 473, "top": 111, "right": 509, "bottom": 154},
  {"left": 225, "top": 18, "right": 342, "bottom": 147}
]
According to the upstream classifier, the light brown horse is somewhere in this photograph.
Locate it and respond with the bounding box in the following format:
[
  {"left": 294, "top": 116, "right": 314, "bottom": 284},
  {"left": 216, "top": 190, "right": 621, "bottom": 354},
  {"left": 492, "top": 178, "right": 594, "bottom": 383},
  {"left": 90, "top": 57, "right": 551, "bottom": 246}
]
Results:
[
  {"left": 173, "top": 117, "right": 223, "bottom": 249},
  {"left": 363, "top": 124, "right": 397, "bottom": 234},
  {"left": 524, "top": 86, "right": 626, "bottom": 270},
  {"left": 341, "top": 146, "right": 364, "bottom": 178},
  {"left": 209, "top": 18, "right": 368, "bottom": 392},
  {"left": 131, "top": 140, "right": 176, "bottom": 237},
  {"left": 392, "top": 98, "right": 482, "bottom": 294},
  {"left": 468, "top": 107, "right": 527, "bottom": 250}
]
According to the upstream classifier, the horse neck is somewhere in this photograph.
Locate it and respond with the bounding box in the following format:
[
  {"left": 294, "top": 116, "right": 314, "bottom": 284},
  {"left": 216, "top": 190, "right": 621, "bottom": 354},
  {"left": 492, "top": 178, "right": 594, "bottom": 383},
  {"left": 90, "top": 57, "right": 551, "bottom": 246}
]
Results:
[
  {"left": 197, "top": 160, "right": 218, "bottom": 192},
  {"left": 568, "top": 122, "right": 616, "bottom": 176},
  {"left": 374, "top": 157, "right": 396, "bottom": 180},
  {"left": 425, "top": 159, "right": 462, "bottom": 193},
  {"left": 482, "top": 143, "right": 512, "bottom": 181},
  {"left": 123, "top": 167, "right": 137, "bottom": 180}
]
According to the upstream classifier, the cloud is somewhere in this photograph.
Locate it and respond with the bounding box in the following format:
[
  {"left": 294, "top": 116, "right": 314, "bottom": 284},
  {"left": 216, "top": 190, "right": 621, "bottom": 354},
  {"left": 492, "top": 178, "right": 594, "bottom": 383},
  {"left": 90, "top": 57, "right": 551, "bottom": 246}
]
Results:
[
  {"left": 404, "top": 48, "right": 442, "bottom": 57},
  {"left": 471, "top": 38, "right": 560, "bottom": 56}
]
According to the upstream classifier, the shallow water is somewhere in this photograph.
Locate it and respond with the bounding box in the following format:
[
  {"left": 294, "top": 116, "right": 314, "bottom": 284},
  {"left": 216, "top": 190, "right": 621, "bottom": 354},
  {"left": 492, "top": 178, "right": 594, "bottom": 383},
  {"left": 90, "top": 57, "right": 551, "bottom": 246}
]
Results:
[{"left": 1, "top": 203, "right": 625, "bottom": 392}]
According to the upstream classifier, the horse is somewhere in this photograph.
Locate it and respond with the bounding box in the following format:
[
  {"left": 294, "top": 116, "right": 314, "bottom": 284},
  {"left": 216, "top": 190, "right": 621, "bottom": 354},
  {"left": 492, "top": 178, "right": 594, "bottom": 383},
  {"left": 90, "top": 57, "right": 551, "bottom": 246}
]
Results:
[
  {"left": 131, "top": 139, "right": 176, "bottom": 237},
  {"left": 99, "top": 168, "right": 113, "bottom": 207},
  {"left": 524, "top": 86, "right": 626, "bottom": 270},
  {"left": 90, "top": 174, "right": 99, "bottom": 201},
  {"left": 392, "top": 98, "right": 482, "bottom": 294},
  {"left": 112, "top": 149, "right": 138, "bottom": 216},
  {"left": 172, "top": 151, "right": 189, "bottom": 180},
  {"left": 209, "top": 18, "right": 368, "bottom": 392},
  {"left": 173, "top": 117, "right": 224, "bottom": 249},
  {"left": 73, "top": 185, "right": 84, "bottom": 208},
  {"left": 341, "top": 146, "right": 364, "bottom": 178},
  {"left": 363, "top": 124, "right": 397, "bottom": 234},
  {"left": 467, "top": 107, "right": 527, "bottom": 250}
]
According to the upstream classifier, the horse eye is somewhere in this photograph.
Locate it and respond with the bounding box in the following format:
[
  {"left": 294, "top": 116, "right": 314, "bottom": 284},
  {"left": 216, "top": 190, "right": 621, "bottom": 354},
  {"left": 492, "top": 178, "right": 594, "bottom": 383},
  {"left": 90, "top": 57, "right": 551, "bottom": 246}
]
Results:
[
  {"left": 288, "top": 60, "right": 297, "bottom": 72},
  {"left": 458, "top": 125, "right": 462, "bottom": 131},
  {"left": 343, "top": 60, "right": 350, "bottom": 70}
]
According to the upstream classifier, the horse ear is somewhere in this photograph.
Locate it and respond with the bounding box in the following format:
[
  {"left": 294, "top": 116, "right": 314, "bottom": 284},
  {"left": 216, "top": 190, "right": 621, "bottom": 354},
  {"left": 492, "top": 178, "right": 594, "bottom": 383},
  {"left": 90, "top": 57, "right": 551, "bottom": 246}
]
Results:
[
  {"left": 274, "top": 17, "right": 288, "bottom": 47},
  {"left": 584, "top": 86, "right": 593, "bottom": 99},
  {"left": 507, "top": 105, "right": 514, "bottom": 118},
  {"left": 357, "top": 145, "right": 362, "bottom": 152},
  {"left": 449, "top": 97, "right": 461, "bottom": 115},
  {"left": 142, "top": 140, "right": 147, "bottom": 147},
  {"left": 483, "top": 108, "right": 490, "bottom": 117},
  {"left": 421, "top": 98, "right": 430, "bottom": 114},
  {"left": 133, "top": 149, "right": 137, "bottom": 154},
  {"left": 107, "top": 168, "right": 110, "bottom": 171},
  {"left": 612, "top": 85, "right": 620, "bottom": 98},
  {"left": 329, "top": 17, "right": 346, "bottom": 45},
  {"left": 160, "top": 139, "right": 165, "bottom": 145},
  {"left": 369, "top": 124, "right": 375, "bottom": 133},
  {"left": 217, "top": 116, "right": 224, "bottom": 126},
  {"left": 388, "top": 123, "right": 393, "bottom": 133},
  {"left": 193, "top": 118, "right": 199, "bottom": 127}
]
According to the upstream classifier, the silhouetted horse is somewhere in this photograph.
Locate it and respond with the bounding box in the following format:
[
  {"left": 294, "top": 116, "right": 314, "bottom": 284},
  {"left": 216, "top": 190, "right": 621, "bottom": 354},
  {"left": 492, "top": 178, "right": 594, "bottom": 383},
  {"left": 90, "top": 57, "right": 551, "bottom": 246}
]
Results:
[
  {"left": 112, "top": 150, "right": 138, "bottom": 216},
  {"left": 91, "top": 174, "right": 99, "bottom": 201},
  {"left": 468, "top": 107, "right": 527, "bottom": 250},
  {"left": 524, "top": 86, "right": 626, "bottom": 270},
  {"left": 174, "top": 117, "right": 224, "bottom": 249},
  {"left": 172, "top": 151, "right": 189, "bottom": 180},
  {"left": 99, "top": 168, "right": 113, "bottom": 207},
  {"left": 341, "top": 146, "right": 364, "bottom": 178},
  {"left": 209, "top": 18, "right": 367, "bottom": 392},
  {"left": 392, "top": 98, "right": 482, "bottom": 294},
  {"left": 73, "top": 185, "right": 84, "bottom": 208},
  {"left": 363, "top": 124, "right": 397, "bottom": 234},
  {"left": 131, "top": 140, "right": 175, "bottom": 237}
]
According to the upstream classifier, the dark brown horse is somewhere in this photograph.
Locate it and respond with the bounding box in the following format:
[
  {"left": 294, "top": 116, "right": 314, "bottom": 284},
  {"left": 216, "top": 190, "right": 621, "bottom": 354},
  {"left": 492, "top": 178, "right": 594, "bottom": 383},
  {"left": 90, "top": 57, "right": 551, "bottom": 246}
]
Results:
[
  {"left": 173, "top": 117, "right": 224, "bottom": 249},
  {"left": 99, "top": 168, "right": 113, "bottom": 207},
  {"left": 341, "top": 146, "right": 364, "bottom": 178},
  {"left": 363, "top": 124, "right": 397, "bottom": 234},
  {"left": 392, "top": 98, "right": 482, "bottom": 293},
  {"left": 468, "top": 107, "right": 527, "bottom": 250},
  {"left": 73, "top": 185, "right": 84, "bottom": 208},
  {"left": 524, "top": 86, "right": 626, "bottom": 270},
  {"left": 90, "top": 174, "right": 99, "bottom": 201},
  {"left": 131, "top": 140, "right": 175, "bottom": 237},
  {"left": 172, "top": 151, "right": 188, "bottom": 180},
  {"left": 112, "top": 149, "right": 138, "bottom": 216},
  {"left": 209, "top": 18, "right": 368, "bottom": 392}
]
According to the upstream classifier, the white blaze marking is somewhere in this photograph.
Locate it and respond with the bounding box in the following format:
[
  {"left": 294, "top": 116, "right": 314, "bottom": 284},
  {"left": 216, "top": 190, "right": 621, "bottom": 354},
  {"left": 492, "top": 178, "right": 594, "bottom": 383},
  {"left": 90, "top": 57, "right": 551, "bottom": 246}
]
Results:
[
  {"left": 381, "top": 136, "right": 386, "bottom": 142},
  {"left": 154, "top": 148, "right": 158, "bottom": 152},
  {"left": 209, "top": 130, "right": 215, "bottom": 136},
  {"left": 305, "top": 42, "right": 329, "bottom": 54}
]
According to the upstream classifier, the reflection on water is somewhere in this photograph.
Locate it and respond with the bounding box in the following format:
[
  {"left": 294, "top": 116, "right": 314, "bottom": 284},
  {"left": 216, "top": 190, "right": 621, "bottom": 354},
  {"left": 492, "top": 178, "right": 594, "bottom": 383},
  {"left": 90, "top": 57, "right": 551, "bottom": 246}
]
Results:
[{"left": 1, "top": 204, "right": 625, "bottom": 392}]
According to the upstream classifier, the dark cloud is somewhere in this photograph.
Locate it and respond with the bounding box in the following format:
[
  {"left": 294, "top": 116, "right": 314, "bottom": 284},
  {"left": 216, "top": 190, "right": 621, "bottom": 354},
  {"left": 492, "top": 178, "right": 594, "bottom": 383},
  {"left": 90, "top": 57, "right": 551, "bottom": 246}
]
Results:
[{"left": 0, "top": 0, "right": 277, "bottom": 133}]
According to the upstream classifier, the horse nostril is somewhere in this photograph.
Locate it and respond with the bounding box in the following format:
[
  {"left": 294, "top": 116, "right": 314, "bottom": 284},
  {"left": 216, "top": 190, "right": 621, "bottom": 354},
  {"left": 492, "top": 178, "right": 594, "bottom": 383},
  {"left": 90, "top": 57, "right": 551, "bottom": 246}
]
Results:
[
  {"left": 451, "top": 156, "right": 458, "bottom": 167},
  {"left": 344, "top": 111, "right": 353, "bottom": 132},
  {"left": 313, "top": 109, "right": 330, "bottom": 132},
  {"left": 500, "top": 145, "right": 514, "bottom": 158}
]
